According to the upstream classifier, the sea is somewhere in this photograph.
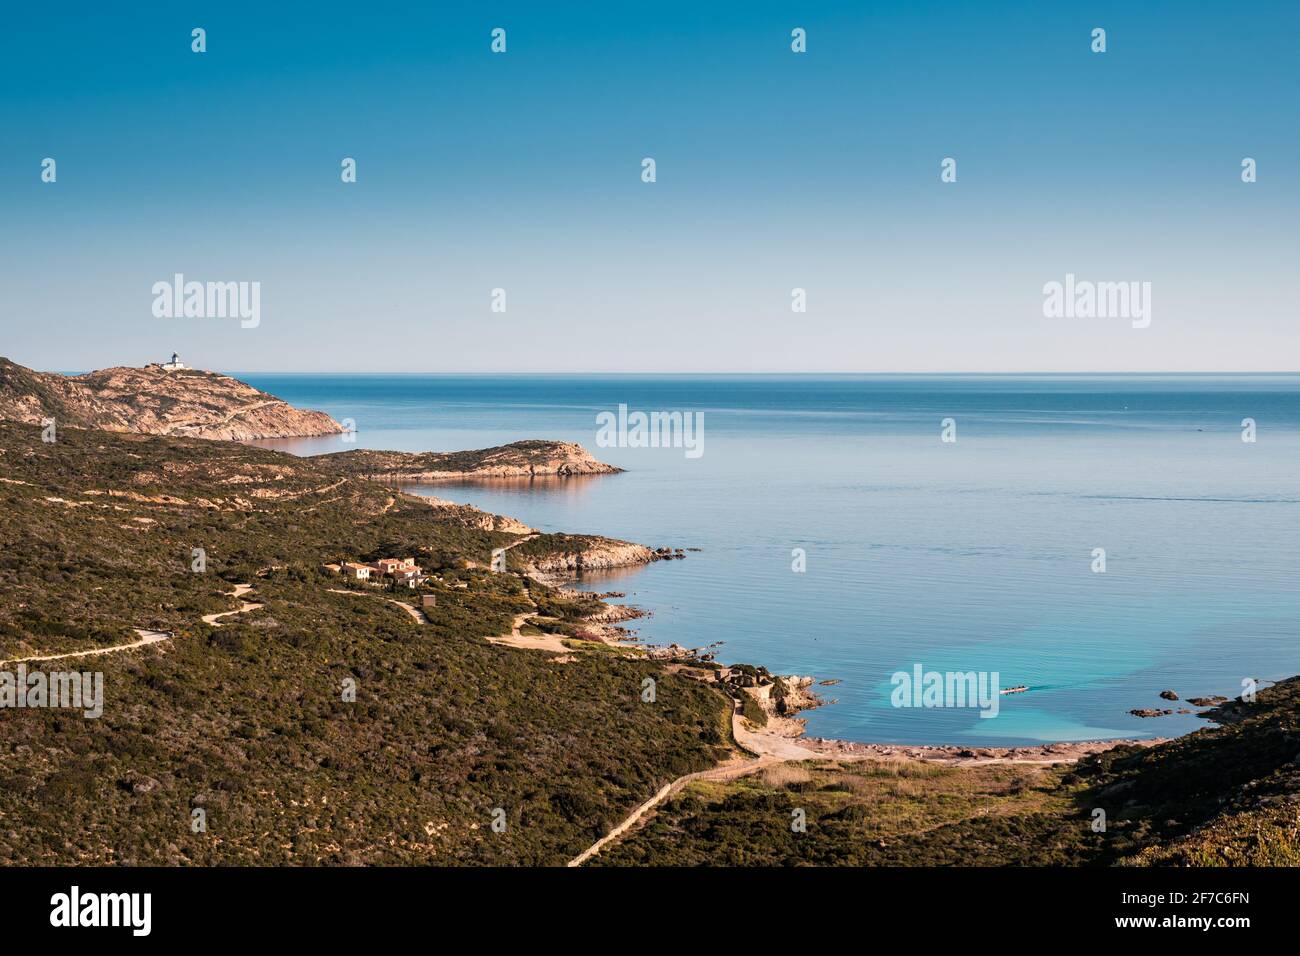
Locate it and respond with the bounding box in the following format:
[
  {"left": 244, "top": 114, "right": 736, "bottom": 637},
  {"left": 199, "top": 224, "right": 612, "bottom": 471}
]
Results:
[{"left": 243, "top": 373, "right": 1300, "bottom": 747}]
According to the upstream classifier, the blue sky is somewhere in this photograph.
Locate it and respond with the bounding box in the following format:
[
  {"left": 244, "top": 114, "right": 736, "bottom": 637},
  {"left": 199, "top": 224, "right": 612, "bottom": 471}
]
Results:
[{"left": 1, "top": 1, "right": 1296, "bottom": 372}]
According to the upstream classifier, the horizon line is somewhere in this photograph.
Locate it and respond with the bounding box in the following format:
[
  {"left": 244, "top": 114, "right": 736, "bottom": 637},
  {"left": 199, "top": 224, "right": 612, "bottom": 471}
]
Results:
[{"left": 45, "top": 367, "right": 1300, "bottom": 378}]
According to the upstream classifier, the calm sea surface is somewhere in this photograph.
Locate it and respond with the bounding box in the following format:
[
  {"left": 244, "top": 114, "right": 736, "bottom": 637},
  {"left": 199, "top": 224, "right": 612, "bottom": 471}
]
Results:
[{"left": 244, "top": 374, "right": 1300, "bottom": 746}]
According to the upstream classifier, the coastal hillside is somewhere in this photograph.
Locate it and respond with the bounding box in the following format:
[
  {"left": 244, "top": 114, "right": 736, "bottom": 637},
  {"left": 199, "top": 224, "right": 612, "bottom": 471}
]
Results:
[
  {"left": 0, "top": 420, "right": 732, "bottom": 864},
  {"left": 0, "top": 356, "right": 343, "bottom": 441},
  {"left": 595, "top": 679, "right": 1300, "bottom": 866},
  {"left": 315, "top": 441, "right": 621, "bottom": 482},
  {"left": 3, "top": 418, "right": 1297, "bottom": 866}
]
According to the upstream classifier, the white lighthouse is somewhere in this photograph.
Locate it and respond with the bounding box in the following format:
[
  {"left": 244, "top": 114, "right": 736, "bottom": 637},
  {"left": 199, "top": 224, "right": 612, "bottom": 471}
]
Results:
[{"left": 162, "top": 352, "right": 187, "bottom": 371}]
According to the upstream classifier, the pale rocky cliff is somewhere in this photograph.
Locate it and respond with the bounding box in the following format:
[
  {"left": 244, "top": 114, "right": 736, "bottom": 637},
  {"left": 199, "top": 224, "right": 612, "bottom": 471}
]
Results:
[
  {"left": 414, "top": 494, "right": 535, "bottom": 535},
  {"left": 316, "top": 440, "right": 621, "bottom": 482},
  {"left": 0, "top": 358, "right": 343, "bottom": 441},
  {"left": 508, "top": 533, "right": 685, "bottom": 581}
]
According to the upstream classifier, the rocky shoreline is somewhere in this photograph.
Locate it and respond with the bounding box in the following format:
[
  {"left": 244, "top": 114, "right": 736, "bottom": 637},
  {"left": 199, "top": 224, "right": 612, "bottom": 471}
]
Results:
[
  {"left": 1129, "top": 687, "right": 1235, "bottom": 718},
  {"left": 314, "top": 440, "right": 621, "bottom": 482},
  {"left": 514, "top": 538, "right": 686, "bottom": 583},
  {"left": 412, "top": 494, "right": 535, "bottom": 535},
  {"left": 732, "top": 674, "right": 1170, "bottom": 766},
  {"left": 626, "top": 638, "right": 1206, "bottom": 766},
  {"left": 546, "top": 548, "right": 1208, "bottom": 764},
  {"left": 804, "top": 735, "right": 1166, "bottom": 765}
]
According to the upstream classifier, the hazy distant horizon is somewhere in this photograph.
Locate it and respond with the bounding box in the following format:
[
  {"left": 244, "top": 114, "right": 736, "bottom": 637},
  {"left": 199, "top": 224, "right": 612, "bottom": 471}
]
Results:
[{"left": 35, "top": 363, "right": 1300, "bottom": 378}]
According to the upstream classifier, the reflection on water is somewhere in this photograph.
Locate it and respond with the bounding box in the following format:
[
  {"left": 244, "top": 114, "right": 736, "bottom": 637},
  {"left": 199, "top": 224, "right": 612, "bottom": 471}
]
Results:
[
  {"left": 554, "top": 564, "right": 665, "bottom": 588},
  {"left": 403, "top": 475, "right": 603, "bottom": 508},
  {"left": 247, "top": 434, "right": 354, "bottom": 456}
]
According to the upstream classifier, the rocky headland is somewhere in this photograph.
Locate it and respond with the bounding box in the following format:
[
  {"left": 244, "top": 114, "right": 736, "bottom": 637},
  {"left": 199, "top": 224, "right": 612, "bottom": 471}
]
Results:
[
  {"left": 314, "top": 440, "right": 622, "bottom": 482},
  {"left": 0, "top": 357, "right": 343, "bottom": 441},
  {"left": 506, "top": 533, "right": 685, "bottom": 582}
]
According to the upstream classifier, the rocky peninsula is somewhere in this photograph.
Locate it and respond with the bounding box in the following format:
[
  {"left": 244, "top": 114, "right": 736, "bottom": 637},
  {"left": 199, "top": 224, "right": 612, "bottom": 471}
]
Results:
[
  {"left": 0, "top": 357, "right": 343, "bottom": 441},
  {"left": 314, "top": 441, "right": 622, "bottom": 482}
]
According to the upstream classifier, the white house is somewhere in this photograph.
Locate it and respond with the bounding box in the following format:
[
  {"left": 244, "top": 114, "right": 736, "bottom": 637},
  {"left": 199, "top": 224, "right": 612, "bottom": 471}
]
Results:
[
  {"left": 341, "top": 562, "right": 372, "bottom": 581},
  {"left": 162, "top": 352, "right": 187, "bottom": 371}
]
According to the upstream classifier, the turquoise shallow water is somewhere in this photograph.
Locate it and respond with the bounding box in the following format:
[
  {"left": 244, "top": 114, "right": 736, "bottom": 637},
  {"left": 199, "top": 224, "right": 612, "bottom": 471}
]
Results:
[{"left": 245, "top": 374, "right": 1300, "bottom": 746}]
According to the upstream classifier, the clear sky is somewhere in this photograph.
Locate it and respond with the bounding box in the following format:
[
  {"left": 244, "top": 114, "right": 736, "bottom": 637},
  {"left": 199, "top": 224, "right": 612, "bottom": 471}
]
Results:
[{"left": 1, "top": 1, "right": 1296, "bottom": 373}]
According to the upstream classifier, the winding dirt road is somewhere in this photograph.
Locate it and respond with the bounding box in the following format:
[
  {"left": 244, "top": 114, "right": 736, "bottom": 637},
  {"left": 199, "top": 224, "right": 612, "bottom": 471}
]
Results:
[
  {"left": 200, "top": 584, "right": 262, "bottom": 626},
  {"left": 568, "top": 702, "right": 1148, "bottom": 866},
  {"left": 484, "top": 611, "right": 574, "bottom": 653},
  {"left": 325, "top": 587, "right": 429, "bottom": 624},
  {"left": 1, "top": 583, "right": 266, "bottom": 667},
  {"left": 388, "top": 600, "right": 429, "bottom": 624},
  {"left": 567, "top": 711, "right": 821, "bottom": 866},
  {"left": 0, "top": 628, "right": 172, "bottom": 667},
  {"left": 567, "top": 751, "right": 777, "bottom": 867}
]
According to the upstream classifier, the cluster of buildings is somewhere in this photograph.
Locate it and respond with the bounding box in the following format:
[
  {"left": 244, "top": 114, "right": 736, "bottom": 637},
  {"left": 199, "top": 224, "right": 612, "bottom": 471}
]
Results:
[{"left": 324, "top": 556, "right": 427, "bottom": 588}]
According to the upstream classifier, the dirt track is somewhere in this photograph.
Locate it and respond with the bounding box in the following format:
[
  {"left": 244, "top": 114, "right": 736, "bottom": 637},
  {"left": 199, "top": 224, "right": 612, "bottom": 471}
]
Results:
[{"left": 0, "top": 628, "right": 172, "bottom": 666}]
